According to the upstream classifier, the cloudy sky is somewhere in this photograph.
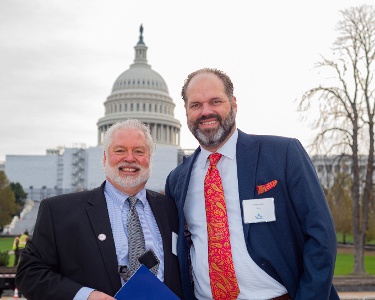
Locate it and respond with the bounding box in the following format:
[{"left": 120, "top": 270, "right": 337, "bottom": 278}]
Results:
[{"left": 0, "top": 0, "right": 370, "bottom": 161}]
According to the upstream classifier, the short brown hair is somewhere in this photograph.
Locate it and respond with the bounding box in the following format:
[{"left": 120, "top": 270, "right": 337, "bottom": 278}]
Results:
[{"left": 181, "top": 68, "right": 234, "bottom": 103}]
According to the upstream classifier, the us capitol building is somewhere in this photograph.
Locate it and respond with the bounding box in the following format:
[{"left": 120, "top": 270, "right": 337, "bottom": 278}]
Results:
[{"left": 5, "top": 25, "right": 191, "bottom": 200}]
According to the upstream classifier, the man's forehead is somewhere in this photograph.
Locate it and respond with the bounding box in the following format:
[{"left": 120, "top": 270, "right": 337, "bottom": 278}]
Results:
[
  {"left": 111, "top": 130, "right": 148, "bottom": 147},
  {"left": 189, "top": 72, "right": 220, "bottom": 84}
]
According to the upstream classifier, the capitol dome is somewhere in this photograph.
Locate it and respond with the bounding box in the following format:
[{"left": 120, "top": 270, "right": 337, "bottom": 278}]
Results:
[
  {"left": 97, "top": 25, "right": 181, "bottom": 147},
  {"left": 112, "top": 62, "right": 169, "bottom": 94}
]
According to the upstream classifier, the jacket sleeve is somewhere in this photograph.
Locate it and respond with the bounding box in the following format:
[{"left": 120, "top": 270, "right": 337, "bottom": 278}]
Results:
[
  {"left": 15, "top": 200, "right": 83, "bottom": 300},
  {"left": 287, "top": 139, "right": 338, "bottom": 299},
  {"left": 165, "top": 168, "right": 197, "bottom": 300}
]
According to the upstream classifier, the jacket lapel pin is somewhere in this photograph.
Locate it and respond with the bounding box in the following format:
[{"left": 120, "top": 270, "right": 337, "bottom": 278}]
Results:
[
  {"left": 98, "top": 233, "right": 106, "bottom": 241},
  {"left": 257, "top": 180, "right": 278, "bottom": 195}
]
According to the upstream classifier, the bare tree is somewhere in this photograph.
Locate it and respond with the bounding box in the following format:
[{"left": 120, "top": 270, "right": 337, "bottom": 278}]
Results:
[{"left": 298, "top": 5, "right": 375, "bottom": 274}]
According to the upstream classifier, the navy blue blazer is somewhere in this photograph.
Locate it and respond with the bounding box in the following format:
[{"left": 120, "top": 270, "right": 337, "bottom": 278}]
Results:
[
  {"left": 165, "top": 130, "right": 339, "bottom": 300},
  {"left": 16, "top": 182, "right": 184, "bottom": 300}
]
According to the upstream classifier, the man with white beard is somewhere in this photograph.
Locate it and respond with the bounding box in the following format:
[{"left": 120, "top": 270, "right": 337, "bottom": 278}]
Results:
[{"left": 16, "top": 119, "right": 184, "bottom": 300}]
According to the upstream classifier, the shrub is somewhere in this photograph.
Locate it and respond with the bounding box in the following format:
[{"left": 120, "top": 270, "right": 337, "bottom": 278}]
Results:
[{"left": 0, "top": 250, "right": 9, "bottom": 266}]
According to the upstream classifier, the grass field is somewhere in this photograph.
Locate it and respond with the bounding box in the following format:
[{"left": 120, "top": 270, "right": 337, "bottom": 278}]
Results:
[
  {"left": 0, "top": 237, "right": 14, "bottom": 252},
  {"left": 1, "top": 237, "right": 374, "bottom": 274},
  {"left": 0, "top": 237, "right": 15, "bottom": 267},
  {"left": 335, "top": 252, "right": 375, "bottom": 275}
]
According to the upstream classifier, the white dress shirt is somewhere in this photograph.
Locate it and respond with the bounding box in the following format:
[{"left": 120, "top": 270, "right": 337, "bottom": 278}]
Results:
[{"left": 184, "top": 129, "right": 287, "bottom": 300}]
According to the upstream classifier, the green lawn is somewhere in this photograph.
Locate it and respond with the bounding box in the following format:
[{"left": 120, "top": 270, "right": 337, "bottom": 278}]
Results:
[
  {"left": 0, "top": 237, "right": 13, "bottom": 252},
  {"left": 335, "top": 252, "right": 375, "bottom": 275},
  {"left": 0, "top": 237, "right": 15, "bottom": 267}
]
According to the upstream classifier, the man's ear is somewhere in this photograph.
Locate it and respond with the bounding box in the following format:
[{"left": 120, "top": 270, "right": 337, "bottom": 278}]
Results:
[
  {"left": 103, "top": 151, "right": 107, "bottom": 166},
  {"left": 232, "top": 96, "right": 238, "bottom": 112}
]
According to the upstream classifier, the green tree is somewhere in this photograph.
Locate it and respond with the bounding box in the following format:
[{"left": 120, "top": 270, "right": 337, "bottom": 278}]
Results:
[
  {"left": 368, "top": 209, "right": 375, "bottom": 242},
  {"left": 10, "top": 182, "right": 27, "bottom": 206},
  {"left": 0, "top": 171, "right": 18, "bottom": 230},
  {"left": 367, "top": 190, "right": 375, "bottom": 242},
  {"left": 325, "top": 172, "right": 352, "bottom": 243}
]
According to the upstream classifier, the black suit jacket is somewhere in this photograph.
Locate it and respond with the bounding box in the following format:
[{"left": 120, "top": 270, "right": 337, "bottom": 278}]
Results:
[{"left": 16, "top": 182, "right": 183, "bottom": 300}]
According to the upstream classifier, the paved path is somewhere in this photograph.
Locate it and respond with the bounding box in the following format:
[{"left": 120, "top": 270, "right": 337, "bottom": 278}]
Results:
[
  {"left": 0, "top": 293, "right": 373, "bottom": 300},
  {"left": 339, "top": 291, "right": 375, "bottom": 299}
]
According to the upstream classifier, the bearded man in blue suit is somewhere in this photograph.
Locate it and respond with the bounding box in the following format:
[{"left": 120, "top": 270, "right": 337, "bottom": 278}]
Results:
[{"left": 165, "top": 68, "right": 339, "bottom": 300}]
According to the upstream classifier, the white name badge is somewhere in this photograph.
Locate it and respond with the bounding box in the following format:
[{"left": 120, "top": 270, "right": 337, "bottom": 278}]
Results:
[{"left": 243, "top": 198, "right": 276, "bottom": 223}]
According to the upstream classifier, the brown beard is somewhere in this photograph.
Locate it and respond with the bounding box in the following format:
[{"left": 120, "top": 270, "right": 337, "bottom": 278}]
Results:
[{"left": 188, "top": 105, "right": 236, "bottom": 149}]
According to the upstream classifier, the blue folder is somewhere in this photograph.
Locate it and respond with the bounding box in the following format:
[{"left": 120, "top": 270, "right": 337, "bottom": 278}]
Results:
[{"left": 114, "top": 264, "right": 180, "bottom": 300}]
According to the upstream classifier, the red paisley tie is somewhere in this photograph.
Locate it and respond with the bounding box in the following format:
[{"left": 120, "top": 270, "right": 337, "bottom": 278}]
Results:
[{"left": 204, "top": 153, "right": 240, "bottom": 300}]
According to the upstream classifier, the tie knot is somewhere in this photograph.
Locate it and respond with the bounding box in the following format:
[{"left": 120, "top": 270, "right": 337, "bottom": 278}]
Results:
[
  {"left": 127, "top": 196, "right": 138, "bottom": 208},
  {"left": 209, "top": 153, "right": 222, "bottom": 166}
]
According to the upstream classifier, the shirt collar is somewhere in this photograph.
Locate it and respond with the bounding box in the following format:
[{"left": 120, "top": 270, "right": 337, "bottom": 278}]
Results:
[
  {"left": 197, "top": 128, "right": 238, "bottom": 168},
  {"left": 104, "top": 180, "right": 147, "bottom": 206}
]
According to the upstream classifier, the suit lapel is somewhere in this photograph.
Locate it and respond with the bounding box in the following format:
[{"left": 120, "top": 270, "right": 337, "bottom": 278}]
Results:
[
  {"left": 86, "top": 183, "right": 122, "bottom": 294},
  {"left": 236, "top": 131, "right": 260, "bottom": 239},
  {"left": 146, "top": 191, "right": 172, "bottom": 284},
  {"left": 176, "top": 148, "right": 201, "bottom": 213}
]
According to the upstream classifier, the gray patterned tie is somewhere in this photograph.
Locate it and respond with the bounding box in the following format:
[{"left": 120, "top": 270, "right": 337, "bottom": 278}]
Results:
[{"left": 127, "top": 196, "right": 146, "bottom": 276}]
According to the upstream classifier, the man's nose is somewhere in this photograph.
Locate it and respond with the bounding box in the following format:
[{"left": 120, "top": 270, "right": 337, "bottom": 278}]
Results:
[
  {"left": 123, "top": 152, "right": 136, "bottom": 161},
  {"left": 200, "top": 102, "right": 214, "bottom": 115}
]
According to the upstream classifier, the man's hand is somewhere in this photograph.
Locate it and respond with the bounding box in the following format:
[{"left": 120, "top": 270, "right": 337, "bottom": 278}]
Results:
[{"left": 88, "top": 290, "right": 115, "bottom": 300}]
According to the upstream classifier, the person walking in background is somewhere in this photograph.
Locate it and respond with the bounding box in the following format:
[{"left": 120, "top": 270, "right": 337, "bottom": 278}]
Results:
[
  {"left": 12, "top": 234, "right": 21, "bottom": 266},
  {"left": 17, "top": 230, "right": 28, "bottom": 258},
  {"left": 165, "top": 68, "right": 339, "bottom": 300},
  {"left": 16, "top": 119, "right": 183, "bottom": 300}
]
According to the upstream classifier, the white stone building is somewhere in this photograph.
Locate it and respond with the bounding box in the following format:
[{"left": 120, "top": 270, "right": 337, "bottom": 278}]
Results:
[{"left": 311, "top": 154, "right": 371, "bottom": 189}]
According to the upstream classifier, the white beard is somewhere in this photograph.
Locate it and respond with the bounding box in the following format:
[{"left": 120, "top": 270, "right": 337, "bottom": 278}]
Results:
[{"left": 104, "top": 161, "right": 151, "bottom": 189}]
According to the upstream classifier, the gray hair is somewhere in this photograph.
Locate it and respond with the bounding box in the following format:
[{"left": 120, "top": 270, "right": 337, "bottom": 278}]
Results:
[{"left": 102, "top": 119, "right": 156, "bottom": 157}]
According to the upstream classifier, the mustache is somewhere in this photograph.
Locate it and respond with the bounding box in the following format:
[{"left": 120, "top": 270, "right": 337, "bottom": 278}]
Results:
[
  {"left": 117, "top": 162, "right": 141, "bottom": 169},
  {"left": 196, "top": 114, "right": 222, "bottom": 123}
]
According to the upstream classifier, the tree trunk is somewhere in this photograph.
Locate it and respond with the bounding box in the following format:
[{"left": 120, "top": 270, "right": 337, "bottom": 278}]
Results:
[{"left": 351, "top": 125, "right": 366, "bottom": 274}]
